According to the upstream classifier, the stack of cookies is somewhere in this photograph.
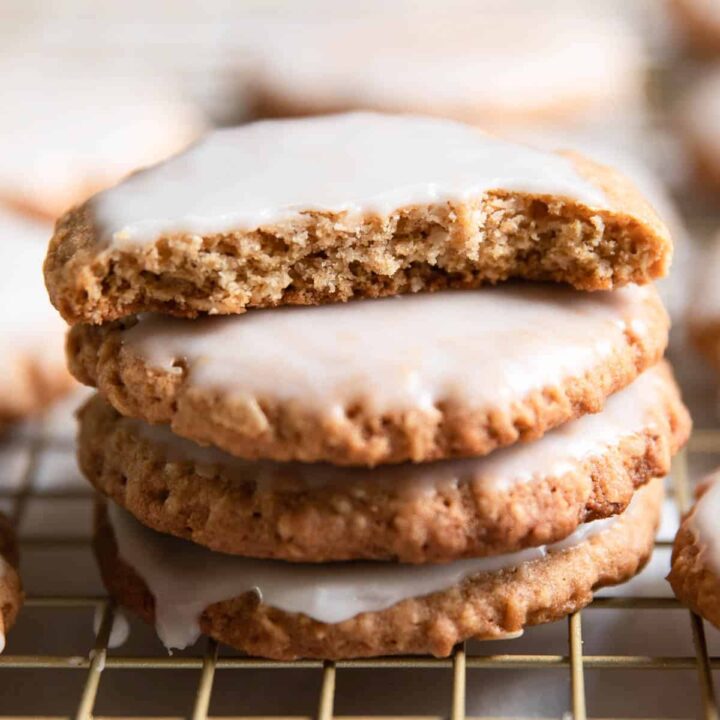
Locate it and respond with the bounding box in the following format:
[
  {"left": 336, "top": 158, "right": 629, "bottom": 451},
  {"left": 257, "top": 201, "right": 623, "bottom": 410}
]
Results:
[{"left": 44, "top": 113, "right": 690, "bottom": 659}]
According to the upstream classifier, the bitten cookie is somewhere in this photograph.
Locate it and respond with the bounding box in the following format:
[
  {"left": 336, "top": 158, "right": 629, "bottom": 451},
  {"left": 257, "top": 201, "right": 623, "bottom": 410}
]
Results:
[
  {"left": 77, "top": 364, "right": 689, "bottom": 563},
  {"left": 507, "top": 131, "right": 691, "bottom": 323},
  {"left": 45, "top": 113, "right": 672, "bottom": 325},
  {"left": 0, "top": 57, "right": 204, "bottom": 221},
  {"left": 0, "top": 513, "right": 23, "bottom": 651},
  {"left": 0, "top": 209, "right": 73, "bottom": 431},
  {"left": 67, "top": 284, "right": 669, "bottom": 466},
  {"left": 94, "top": 479, "right": 663, "bottom": 660},
  {"left": 669, "top": 471, "right": 720, "bottom": 627}
]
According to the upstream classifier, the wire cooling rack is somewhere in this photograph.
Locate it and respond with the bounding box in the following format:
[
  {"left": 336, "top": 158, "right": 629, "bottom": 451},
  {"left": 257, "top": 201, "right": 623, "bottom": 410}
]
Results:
[
  {"left": 0, "top": 390, "right": 718, "bottom": 720},
  {"left": 0, "top": 7, "right": 718, "bottom": 716}
]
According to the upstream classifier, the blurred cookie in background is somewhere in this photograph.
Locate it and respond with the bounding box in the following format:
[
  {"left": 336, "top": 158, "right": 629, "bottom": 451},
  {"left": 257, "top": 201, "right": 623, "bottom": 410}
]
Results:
[
  {"left": 670, "top": 0, "right": 720, "bottom": 56},
  {"left": 0, "top": 207, "right": 73, "bottom": 432},
  {"left": 677, "top": 67, "right": 720, "bottom": 194},
  {"left": 688, "top": 231, "right": 720, "bottom": 372},
  {"left": 249, "top": 2, "right": 646, "bottom": 136},
  {"left": 0, "top": 57, "right": 205, "bottom": 221}
]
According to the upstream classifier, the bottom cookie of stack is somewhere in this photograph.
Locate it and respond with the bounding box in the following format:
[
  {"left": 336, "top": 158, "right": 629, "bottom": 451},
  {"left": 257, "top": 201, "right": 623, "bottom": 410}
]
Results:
[{"left": 94, "top": 479, "right": 663, "bottom": 660}]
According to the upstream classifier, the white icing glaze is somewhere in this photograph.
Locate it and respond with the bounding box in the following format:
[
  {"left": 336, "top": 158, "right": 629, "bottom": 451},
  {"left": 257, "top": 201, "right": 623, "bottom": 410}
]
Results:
[
  {"left": 93, "top": 606, "right": 130, "bottom": 650},
  {"left": 0, "top": 209, "right": 65, "bottom": 373},
  {"left": 0, "top": 57, "right": 204, "bottom": 214},
  {"left": 128, "top": 365, "right": 667, "bottom": 495},
  {"left": 109, "top": 485, "right": 646, "bottom": 649},
  {"left": 689, "top": 473, "right": 720, "bottom": 575},
  {"left": 91, "top": 113, "right": 606, "bottom": 247},
  {"left": 124, "top": 284, "right": 655, "bottom": 417},
  {"left": 252, "top": 7, "right": 643, "bottom": 126}
]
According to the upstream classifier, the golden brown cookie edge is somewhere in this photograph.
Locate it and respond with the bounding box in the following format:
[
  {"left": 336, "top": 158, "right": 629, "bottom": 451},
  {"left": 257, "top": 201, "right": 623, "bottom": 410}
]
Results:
[
  {"left": 45, "top": 149, "right": 671, "bottom": 325},
  {"left": 93, "top": 479, "right": 663, "bottom": 660},
  {"left": 77, "top": 364, "right": 688, "bottom": 562},
  {"left": 65, "top": 284, "right": 669, "bottom": 466}
]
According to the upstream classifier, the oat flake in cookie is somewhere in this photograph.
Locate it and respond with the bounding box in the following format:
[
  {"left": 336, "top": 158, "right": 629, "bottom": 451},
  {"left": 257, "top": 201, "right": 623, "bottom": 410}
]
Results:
[{"left": 45, "top": 113, "right": 672, "bottom": 324}]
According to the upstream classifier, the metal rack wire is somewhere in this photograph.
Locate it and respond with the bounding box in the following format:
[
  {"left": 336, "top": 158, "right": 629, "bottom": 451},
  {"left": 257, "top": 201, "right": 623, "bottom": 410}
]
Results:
[{"left": 0, "top": 406, "right": 718, "bottom": 720}]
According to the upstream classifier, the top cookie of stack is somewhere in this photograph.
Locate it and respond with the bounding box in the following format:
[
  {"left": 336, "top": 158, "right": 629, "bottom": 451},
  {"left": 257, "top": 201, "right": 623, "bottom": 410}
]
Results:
[{"left": 45, "top": 113, "right": 669, "bottom": 325}]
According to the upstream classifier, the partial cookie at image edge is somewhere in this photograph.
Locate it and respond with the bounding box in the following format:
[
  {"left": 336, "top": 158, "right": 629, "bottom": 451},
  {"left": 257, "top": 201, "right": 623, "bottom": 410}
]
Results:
[
  {"left": 669, "top": 476, "right": 720, "bottom": 627},
  {"left": 0, "top": 513, "right": 23, "bottom": 650}
]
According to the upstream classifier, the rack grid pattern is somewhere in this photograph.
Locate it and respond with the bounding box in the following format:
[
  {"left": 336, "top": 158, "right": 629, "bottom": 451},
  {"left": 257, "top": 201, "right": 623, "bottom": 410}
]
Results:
[
  {"left": 0, "top": 411, "right": 718, "bottom": 720},
  {"left": 0, "top": 4, "right": 715, "bottom": 716}
]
